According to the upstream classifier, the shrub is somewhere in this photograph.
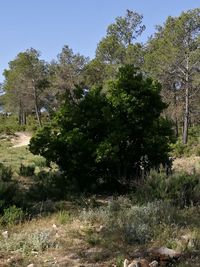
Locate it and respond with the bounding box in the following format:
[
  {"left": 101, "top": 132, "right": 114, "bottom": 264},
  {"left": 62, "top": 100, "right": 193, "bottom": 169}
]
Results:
[
  {"left": 80, "top": 197, "right": 179, "bottom": 245},
  {"left": 1, "top": 205, "right": 24, "bottom": 226},
  {"left": 0, "top": 162, "right": 13, "bottom": 181},
  {"left": 0, "top": 163, "right": 20, "bottom": 212},
  {"left": 135, "top": 171, "right": 200, "bottom": 207},
  {"left": 0, "top": 229, "right": 59, "bottom": 255},
  {"left": 30, "top": 65, "right": 174, "bottom": 192},
  {"left": 28, "top": 170, "right": 67, "bottom": 201},
  {"left": 19, "top": 163, "right": 35, "bottom": 176}
]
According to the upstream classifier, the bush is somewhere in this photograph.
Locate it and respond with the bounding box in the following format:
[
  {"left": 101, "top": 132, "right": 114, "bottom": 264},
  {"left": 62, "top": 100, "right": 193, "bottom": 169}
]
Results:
[
  {"left": 19, "top": 163, "right": 35, "bottom": 176},
  {"left": 171, "top": 126, "right": 200, "bottom": 157},
  {"left": 0, "top": 162, "right": 13, "bottom": 181},
  {"left": 0, "top": 163, "right": 20, "bottom": 212},
  {"left": 28, "top": 170, "right": 67, "bottom": 201},
  {"left": 30, "top": 65, "right": 174, "bottom": 192},
  {"left": 80, "top": 198, "right": 179, "bottom": 245},
  {"left": 1, "top": 205, "right": 24, "bottom": 226},
  {"left": 135, "top": 171, "right": 200, "bottom": 207}
]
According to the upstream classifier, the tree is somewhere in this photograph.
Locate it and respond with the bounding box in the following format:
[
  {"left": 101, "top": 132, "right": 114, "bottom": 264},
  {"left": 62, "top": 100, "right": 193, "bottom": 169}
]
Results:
[
  {"left": 144, "top": 9, "right": 200, "bottom": 143},
  {"left": 3, "top": 48, "right": 48, "bottom": 126},
  {"left": 107, "top": 9, "right": 145, "bottom": 47},
  {"left": 30, "top": 65, "right": 174, "bottom": 192},
  {"left": 47, "top": 45, "right": 88, "bottom": 111},
  {"left": 95, "top": 10, "right": 145, "bottom": 67}
]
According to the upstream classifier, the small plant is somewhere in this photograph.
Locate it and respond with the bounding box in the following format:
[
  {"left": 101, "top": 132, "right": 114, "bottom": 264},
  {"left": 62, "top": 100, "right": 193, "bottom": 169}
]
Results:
[
  {"left": 56, "top": 210, "right": 71, "bottom": 224},
  {"left": 19, "top": 163, "right": 35, "bottom": 176},
  {"left": 1, "top": 205, "right": 24, "bottom": 226}
]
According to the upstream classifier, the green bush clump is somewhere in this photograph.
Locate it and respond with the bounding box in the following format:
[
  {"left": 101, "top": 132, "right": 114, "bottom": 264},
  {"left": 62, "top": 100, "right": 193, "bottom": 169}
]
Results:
[
  {"left": 0, "top": 162, "right": 13, "bottom": 181},
  {"left": 171, "top": 126, "right": 200, "bottom": 157},
  {"left": 135, "top": 171, "right": 200, "bottom": 207},
  {"left": 1, "top": 205, "right": 24, "bottom": 226},
  {"left": 28, "top": 170, "right": 67, "bottom": 201},
  {"left": 0, "top": 115, "right": 23, "bottom": 134},
  {"left": 0, "top": 163, "right": 20, "bottom": 212},
  {"left": 19, "top": 163, "right": 35, "bottom": 176}
]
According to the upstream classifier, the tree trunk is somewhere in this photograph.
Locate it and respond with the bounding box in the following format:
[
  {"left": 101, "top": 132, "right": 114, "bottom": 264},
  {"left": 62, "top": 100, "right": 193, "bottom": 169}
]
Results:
[
  {"left": 182, "top": 57, "right": 189, "bottom": 144},
  {"left": 19, "top": 98, "right": 26, "bottom": 125},
  {"left": 33, "top": 81, "right": 42, "bottom": 127}
]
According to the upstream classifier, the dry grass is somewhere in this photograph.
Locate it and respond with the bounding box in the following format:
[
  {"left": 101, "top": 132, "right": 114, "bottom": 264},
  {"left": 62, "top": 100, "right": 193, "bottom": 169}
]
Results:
[
  {"left": 173, "top": 156, "right": 200, "bottom": 174},
  {"left": 1, "top": 199, "right": 199, "bottom": 267}
]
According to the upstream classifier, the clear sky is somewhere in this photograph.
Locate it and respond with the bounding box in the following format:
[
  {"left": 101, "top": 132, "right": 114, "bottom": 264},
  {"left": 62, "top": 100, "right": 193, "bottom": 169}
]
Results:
[{"left": 0, "top": 0, "right": 199, "bottom": 83}]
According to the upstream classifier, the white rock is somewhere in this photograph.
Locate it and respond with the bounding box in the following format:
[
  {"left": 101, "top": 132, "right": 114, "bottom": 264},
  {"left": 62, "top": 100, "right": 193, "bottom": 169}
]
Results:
[
  {"left": 149, "top": 260, "right": 158, "bottom": 267},
  {"left": 2, "top": 230, "right": 8, "bottom": 239}
]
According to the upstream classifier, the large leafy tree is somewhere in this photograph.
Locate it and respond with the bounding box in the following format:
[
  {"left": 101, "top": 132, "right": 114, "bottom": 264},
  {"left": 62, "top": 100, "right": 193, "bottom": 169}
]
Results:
[
  {"left": 144, "top": 8, "right": 200, "bottom": 143},
  {"left": 30, "top": 65, "right": 174, "bottom": 192},
  {"left": 3, "top": 48, "right": 48, "bottom": 126}
]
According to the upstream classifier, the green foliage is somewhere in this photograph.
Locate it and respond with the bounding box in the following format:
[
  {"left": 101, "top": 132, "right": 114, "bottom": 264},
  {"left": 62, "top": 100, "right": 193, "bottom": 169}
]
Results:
[
  {"left": 1, "top": 205, "right": 24, "bottom": 226},
  {"left": 135, "top": 171, "right": 200, "bottom": 207},
  {"left": 0, "top": 115, "right": 23, "bottom": 134},
  {"left": 172, "top": 126, "right": 200, "bottom": 157},
  {"left": 0, "top": 163, "right": 20, "bottom": 212},
  {"left": 30, "top": 65, "right": 174, "bottom": 191},
  {"left": 19, "top": 163, "right": 35, "bottom": 176},
  {"left": 56, "top": 210, "right": 71, "bottom": 224},
  {"left": 28, "top": 170, "right": 67, "bottom": 201},
  {"left": 0, "top": 162, "right": 13, "bottom": 181}
]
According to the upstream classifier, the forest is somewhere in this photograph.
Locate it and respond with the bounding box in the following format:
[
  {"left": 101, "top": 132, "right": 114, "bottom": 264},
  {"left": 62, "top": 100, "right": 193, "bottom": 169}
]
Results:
[{"left": 0, "top": 8, "right": 199, "bottom": 267}]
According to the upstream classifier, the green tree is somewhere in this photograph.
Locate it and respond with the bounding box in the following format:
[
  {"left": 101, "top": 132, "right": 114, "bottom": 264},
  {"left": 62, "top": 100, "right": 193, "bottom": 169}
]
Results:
[
  {"left": 95, "top": 10, "right": 145, "bottom": 68},
  {"left": 30, "top": 65, "right": 174, "bottom": 192},
  {"left": 144, "top": 9, "right": 200, "bottom": 143},
  {"left": 47, "top": 45, "right": 88, "bottom": 111},
  {"left": 3, "top": 48, "right": 48, "bottom": 126}
]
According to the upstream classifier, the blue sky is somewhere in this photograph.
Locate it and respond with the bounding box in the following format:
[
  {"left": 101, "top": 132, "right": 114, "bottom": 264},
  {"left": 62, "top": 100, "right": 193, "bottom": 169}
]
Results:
[{"left": 0, "top": 0, "right": 199, "bottom": 83}]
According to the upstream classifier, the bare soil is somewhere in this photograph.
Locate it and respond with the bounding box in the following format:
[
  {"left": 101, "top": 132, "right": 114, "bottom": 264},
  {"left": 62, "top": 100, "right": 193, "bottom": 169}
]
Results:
[{"left": 11, "top": 132, "right": 32, "bottom": 148}]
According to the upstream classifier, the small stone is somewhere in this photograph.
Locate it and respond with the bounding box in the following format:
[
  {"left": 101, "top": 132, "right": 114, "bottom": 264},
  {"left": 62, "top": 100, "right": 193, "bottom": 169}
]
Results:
[
  {"left": 2, "top": 231, "right": 8, "bottom": 239},
  {"left": 149, "top": 260, "right": 158, "bottom": 267},
  {"left": 27, "top": 264, "right": 35, "bottom": 267}
]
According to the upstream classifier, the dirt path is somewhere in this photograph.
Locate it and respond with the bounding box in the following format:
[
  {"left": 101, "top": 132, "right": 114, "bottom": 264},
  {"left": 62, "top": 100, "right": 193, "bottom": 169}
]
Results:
[{"left": 11, "top": 132, "right": 32, "bottom": 148}]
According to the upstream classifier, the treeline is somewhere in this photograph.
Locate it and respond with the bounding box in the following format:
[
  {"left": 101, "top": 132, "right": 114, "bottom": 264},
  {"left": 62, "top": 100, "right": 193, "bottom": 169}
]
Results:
[{"left": 1, "top": 8, "right": 200, "bottom": 144}]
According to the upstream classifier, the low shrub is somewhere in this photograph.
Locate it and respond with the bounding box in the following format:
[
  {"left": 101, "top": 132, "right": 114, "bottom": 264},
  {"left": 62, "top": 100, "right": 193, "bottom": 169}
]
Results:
[
  {"left": 135, "top": 171, "right": 200, "bottom": 207},
  {"left": 1, "top": 205, "right": 24, "bottom": 226},
  {"left": 80, "top": 197, "right": 179, "bottom": 245},
  {"left": 28, "top": 170, "right": 67, "bottom": 201},
  {"left": 19, "top": 163, "right": 35, "bottom": 176},
  {"left": 0, "top": 162, "right": 13, "bottom": 181},
  {"left": 0, "top": 163, "right": 20, "bottom": 212},
  {"left": 0, "top": 229, "right": 59, "bottom": 255}
]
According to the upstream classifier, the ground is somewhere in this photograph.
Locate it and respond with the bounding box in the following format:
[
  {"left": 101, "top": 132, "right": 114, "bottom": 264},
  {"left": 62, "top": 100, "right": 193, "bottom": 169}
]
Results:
[{"left": 0, "top": 132, "right": 199, "bottom": 267}]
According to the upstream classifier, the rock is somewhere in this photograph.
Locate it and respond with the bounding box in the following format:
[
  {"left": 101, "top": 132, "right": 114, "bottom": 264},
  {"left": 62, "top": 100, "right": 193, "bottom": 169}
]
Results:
[
  {"left": 148, "top": 247, "right": 181, "bottom": 263},
  {"left": 52, "top": 223, "right": 57, "bottom": 229},
  {"left": 181, "top": 234, "right": 195, "bottom": 248},
  {"left": 124, "top": 258, "right": 150, "bottom": 267},
  {"left": 149, "top": 260, "right": 158, "bottom": 267},
  {"left": 27, "top": 264, "right": 35, "bottom": 267},
  {"left": 2, "top": 231, "right": 8, "bottom": 239}
]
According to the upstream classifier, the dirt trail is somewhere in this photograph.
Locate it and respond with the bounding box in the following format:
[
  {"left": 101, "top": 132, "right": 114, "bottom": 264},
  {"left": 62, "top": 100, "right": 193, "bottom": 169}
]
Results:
[{"left": 11, "top": 132, "right": 32, "bottom": 148}]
